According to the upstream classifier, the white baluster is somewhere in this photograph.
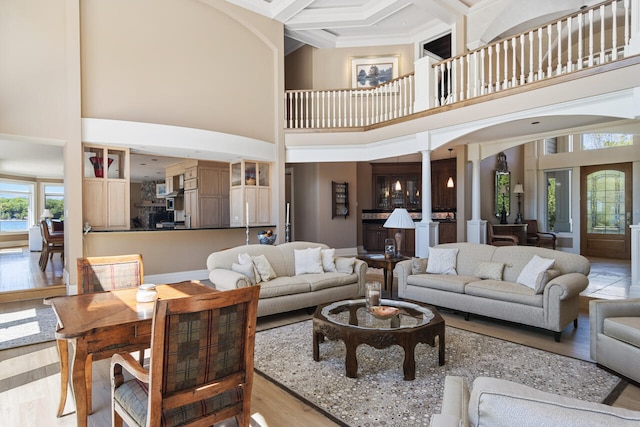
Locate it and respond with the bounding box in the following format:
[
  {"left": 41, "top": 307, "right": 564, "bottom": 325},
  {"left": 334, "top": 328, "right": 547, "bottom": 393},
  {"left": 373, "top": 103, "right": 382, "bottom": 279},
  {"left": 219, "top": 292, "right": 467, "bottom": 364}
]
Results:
[
  {"left": 612, "top": 0, "right": 618, "bottom": 60},
  {"left": 566, "top": 16, "right": 573, "bottom": 72},
  {"left": 496, "top": 42, "right": 501, "bottom": 91},
  {"left": 600, "top": 5, "right": 606, "bottom": 64},
  {"left": 556, "top": 21, "right": 562, "bottom": 75},
  {"left": 588, "top": 8, "right": 594, "bottom": 67},
  {"left": 578, "top": 12, "right": 584, "bottom": 69},
  {"left": 488, "top": 46, "right": 494, "bottom": 92},
  {"left": 480, "top": 48, "right": 486, "bottom": 94},
  {"left": 547, "top": 24, "right": 553, "bottom": 76},
  {"left": 528, "top": 31, "right": 534, "bottom": 82},
  {"left": 511, "top": 37, "right": 517, "bottom": 86},
  {"left": 538, "top": 27, "right": 543, "bottom": 79},
  {"left": 503, "top": 40, "right": 509, "bottom": 88},
  {"left": 519, "top": 34, "right": 525, "bottom": 85}
]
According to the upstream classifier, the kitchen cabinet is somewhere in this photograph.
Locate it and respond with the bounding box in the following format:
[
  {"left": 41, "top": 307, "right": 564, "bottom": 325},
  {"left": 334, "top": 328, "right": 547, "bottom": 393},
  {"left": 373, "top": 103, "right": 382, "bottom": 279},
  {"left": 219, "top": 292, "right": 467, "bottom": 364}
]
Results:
[
  {"left": 182, "top": 161, "right": 229, "bottom": 228},
  {"left": 430, "top": 158, "right": 456, "bottom": 210},
  {"left": 230, "top": 161, "right": 272, "bottom": 226},
  {"left": 363, "top": 222, "right": 416, "bottom": 256},
  {"left": 438, "top": 221, "right": 457, "bottom": 243},
  {"left": 83, "top": 144, "right": 130, "bottom": 230},
  {"left": 372, "top": 163, "right": 421, "bottom": 210}
]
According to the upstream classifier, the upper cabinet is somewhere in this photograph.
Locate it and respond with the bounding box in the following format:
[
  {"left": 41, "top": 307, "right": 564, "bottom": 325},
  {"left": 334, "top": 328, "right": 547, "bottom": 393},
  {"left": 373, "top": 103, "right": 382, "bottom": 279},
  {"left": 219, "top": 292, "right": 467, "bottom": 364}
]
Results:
[
  {"left": 182, "top": 160, "right": 230, "bottom": 228},
  {"left": 83, "top": 144, "right": 130, "bottom": 230},
  {"left": 230, "top": 160, "right": 272, "bottom": 226},
  {"left": 430, "top": 158, "right": 456, "bottom": 211},
  {"left": 372, "top": 163, "right": 421, "bottom": 210}
]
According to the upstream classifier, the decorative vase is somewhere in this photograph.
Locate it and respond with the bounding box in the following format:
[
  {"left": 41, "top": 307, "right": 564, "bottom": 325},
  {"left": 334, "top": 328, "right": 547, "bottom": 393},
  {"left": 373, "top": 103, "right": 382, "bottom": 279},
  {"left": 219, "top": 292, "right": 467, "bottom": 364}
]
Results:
[{"left": 89, "top": 156, "right": 114, "bottom": 178}]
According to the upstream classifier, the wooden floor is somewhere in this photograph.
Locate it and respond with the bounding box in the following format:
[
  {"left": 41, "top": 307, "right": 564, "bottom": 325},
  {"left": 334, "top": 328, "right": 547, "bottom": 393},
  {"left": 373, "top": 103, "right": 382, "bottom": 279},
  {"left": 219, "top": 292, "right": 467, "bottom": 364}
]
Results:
[{"left": 0, "top": 246, "right": 65, "bottom": 303}]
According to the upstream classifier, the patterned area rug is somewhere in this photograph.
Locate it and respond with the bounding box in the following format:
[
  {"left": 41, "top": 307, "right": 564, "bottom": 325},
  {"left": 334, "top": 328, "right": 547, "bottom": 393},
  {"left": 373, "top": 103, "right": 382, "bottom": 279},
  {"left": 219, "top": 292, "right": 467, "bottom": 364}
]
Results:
[
  {"left": 254, "top": 320, "right": 620, "bottom": 427},
  {"left": 0, "top": 303, "right": 56, "bottom": 351}
]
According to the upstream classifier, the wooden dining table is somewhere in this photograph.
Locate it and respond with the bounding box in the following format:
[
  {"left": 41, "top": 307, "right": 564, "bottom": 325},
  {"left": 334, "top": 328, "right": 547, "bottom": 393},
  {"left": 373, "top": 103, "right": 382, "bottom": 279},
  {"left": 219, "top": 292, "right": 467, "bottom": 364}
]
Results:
[{"left": 45, "top": 281, "right": 217, "bottom": 427}]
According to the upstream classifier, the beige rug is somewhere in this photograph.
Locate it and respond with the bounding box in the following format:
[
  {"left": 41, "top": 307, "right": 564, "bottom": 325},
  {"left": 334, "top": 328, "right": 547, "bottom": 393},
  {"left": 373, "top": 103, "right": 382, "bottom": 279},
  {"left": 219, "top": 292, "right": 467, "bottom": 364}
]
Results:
[
  {"left": 0, "top": 302, "right": 56, "bottom": 351},
  {"left": 254, "top": 320, "right": 620, "bottom": 427}
]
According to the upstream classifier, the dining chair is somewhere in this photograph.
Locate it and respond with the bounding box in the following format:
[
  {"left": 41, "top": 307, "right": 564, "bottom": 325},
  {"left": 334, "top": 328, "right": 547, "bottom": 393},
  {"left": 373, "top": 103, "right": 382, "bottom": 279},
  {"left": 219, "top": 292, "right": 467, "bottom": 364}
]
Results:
[
  {"left": 55, "top": 254, "right": 145, "bottom": 418},
  {"left": 524, "top": 219, "right": 557, "bottom": 250},
  {"left": 487, "top": 223, "right": 518, "bottom": 246},
  {"left": 111, "top": 285, "right": 260, "bottom": 427},
  {"left": 39, "top": 220, "right": 64, "bottom": 271}
]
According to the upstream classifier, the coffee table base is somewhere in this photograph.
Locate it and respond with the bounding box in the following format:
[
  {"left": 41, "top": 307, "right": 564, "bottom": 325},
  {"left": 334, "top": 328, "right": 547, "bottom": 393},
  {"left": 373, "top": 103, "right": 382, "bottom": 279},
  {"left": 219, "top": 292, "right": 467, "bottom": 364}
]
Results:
[{"left": 313, "top": 306, "right": 445, "bottom": 381}]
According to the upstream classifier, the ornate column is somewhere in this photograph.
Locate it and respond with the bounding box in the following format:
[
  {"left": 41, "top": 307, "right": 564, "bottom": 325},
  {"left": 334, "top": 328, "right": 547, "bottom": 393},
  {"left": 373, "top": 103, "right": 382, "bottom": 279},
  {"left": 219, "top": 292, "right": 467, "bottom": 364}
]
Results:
[{"left": 466, "top": 143, "right": 486, "bottom": 243}]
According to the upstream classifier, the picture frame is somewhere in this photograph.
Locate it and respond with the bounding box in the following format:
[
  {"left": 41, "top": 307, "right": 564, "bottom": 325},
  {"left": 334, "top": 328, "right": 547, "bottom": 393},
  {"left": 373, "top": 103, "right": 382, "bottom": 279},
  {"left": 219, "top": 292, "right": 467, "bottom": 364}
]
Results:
[
  {"left": 156, "top": 183, "right": 167, "bottom": 198},
  {"left": 351, "top": 56, "right": 399, "bottom": 89}
]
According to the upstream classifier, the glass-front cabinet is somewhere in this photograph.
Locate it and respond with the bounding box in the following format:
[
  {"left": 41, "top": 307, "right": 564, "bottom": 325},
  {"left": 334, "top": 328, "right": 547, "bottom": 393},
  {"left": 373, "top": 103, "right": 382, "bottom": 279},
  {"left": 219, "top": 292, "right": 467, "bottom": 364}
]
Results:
[
  {"left": 230, "top": 160, "right": 272, "bottom": 227},
  {"left": 83, "top": 144, "right": 130, "bottom": 230},
  {"left": 372, "top": 164, "right": 421, "bottom": 210}
]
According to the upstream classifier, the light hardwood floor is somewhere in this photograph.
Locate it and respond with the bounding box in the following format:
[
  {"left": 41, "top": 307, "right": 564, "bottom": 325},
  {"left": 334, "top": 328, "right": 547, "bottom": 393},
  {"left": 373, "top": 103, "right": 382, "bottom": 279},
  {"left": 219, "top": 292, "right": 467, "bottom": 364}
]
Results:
[{"left": 0, "top": 246, "right": 65, "bottom": 303}]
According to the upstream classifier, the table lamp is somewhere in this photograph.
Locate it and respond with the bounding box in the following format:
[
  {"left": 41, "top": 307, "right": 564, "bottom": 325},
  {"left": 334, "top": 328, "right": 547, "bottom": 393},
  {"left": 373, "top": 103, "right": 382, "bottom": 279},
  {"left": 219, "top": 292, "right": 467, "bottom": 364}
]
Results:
[
  {"left": 383, "top": 208, "right": 416, "bottom": 257},
  {"left": 41, "top": 209, "right": 53, "bottom": 227}
]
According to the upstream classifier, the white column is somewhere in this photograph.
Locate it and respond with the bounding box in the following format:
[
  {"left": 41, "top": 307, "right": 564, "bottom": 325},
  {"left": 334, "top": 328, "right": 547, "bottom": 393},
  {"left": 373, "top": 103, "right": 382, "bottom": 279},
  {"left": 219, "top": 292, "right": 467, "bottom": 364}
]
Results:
[
  {"left": 466, "top": 144, "right": 486, "bottom": 243},
  {"left": 413, "top": 56, "right": 437, "bottom": 113},
  {"left": 631, "top": 225, "right": 640, "bottom": 297},
  {"left": 416, "top": 149, "right": 439, "bottom": 257},
  {"left": 625, "top": 0, "right": 640, "bottom": 56}
]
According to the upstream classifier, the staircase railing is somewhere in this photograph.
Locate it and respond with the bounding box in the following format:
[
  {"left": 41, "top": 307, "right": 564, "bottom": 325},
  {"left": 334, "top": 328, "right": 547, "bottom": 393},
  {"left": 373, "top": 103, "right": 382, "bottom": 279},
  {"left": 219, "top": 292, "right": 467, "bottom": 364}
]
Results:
[{"left": 284, "top": 0, "right": 634, "bottom": 130}]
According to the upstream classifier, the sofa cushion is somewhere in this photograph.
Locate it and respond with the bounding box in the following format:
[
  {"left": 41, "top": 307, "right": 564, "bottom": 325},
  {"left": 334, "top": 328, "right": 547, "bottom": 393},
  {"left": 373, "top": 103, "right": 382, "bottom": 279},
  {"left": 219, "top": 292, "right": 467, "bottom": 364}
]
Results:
[
  {"left": 603, "top": 317, "right": 640, "bottom": 349},
  {"left": 473, "top": 261, "right": 505, "bottom": 281},
  {"left": 407, "top": 274, "right": 477, "bottom": 294},
  {"left": 304, "top": 272, "right": 358, "bottom": 292},
  {"left": 321, "top": 248, "right": 337, "bottom": 272},
  {"left": 294, "top": 247, "right": 324, "bottom": 275},
  {"left": 535, "top": 268, "right": 561, "bottom": 294},
  {"left": 258, "top": 277, "right": 311, "bottom": 299},
  {"left": 238, "top": 253, "right": 262, "bottom": 284},
  {"left": 412, "top": 257, "right": 428, "bottom": 274},
  {"left": 469, "top": 377, "right": 640, "bottom": 427},
  {"left": 336, "top": 257, "right": 356, "bottom": 274},
  {"left": 252, "top": 254, "right": 277, "bottom": 282},
  {"left": 427, "top": 248, "right": 459, "bottom": 275},
  {"left": 231, "top": 262, "right": 256, "bottom": 285},
  {"left": 465, "top": 280, "right": 543, "bottom": 307},
  {"left": 516, "top": 255, "right": 555, "bottom": 290}
]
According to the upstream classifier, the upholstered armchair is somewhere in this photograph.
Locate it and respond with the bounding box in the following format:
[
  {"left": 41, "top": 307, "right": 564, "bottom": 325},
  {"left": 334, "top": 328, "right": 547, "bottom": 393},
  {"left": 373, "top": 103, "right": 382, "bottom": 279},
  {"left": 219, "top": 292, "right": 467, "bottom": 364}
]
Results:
[
  {"left": 487, "top": 223, "right": 518, "bottom": 246},
  {"left": 590, "top": 298, "right": 640, "bottom": 384}
]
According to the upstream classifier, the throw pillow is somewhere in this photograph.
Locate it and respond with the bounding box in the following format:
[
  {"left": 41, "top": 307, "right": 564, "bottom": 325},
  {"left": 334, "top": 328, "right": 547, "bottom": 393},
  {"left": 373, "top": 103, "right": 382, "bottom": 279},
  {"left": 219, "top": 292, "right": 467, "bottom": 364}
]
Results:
[
  {"left": 535, "top": 268, "right": 561, "bottom": 294},
  {"left": 426, "top": 248, "right": 459, "bottom": 275},
  {"left": 238, "top": 253, "right": 261, "bottom": 284},
  {"left": 335, "top": 257, "right": 356, "bottom": 274},
  {"left": 516, "top": 255, "right": 556, "bottom": 290},
  {"left": 231, "top": 262, "right": 256, "bottom": 285},
  {"left": 474, "top": 261, "right": 505, "bottom": 281},
  {"left": 321, "top": 248, "right": 337, "bottom": 272},
  {"left": 412, "top": 257, "right": 428, "bottom": 275},
  {"left": 294, "top": 247, "right": 324, "bottom": 275},
  {"left": 251, "top": 254, "right": 277, "bottom": 282}
]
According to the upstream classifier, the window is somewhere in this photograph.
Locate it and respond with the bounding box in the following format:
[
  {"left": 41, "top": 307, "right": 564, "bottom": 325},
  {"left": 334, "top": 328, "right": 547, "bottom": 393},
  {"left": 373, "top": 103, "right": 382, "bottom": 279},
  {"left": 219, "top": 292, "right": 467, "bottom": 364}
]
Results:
[
  {"left": 43, "top": 184, "right": 64, "bottom": 219},
  {"left": 545, "top": 169, "right": 572, "bottom": 232},
  {"left": 582, "top": 133, "right": 633, "bottom": 150},
  {"left": 0, "top": 181, "right": 34, "bottom": 232}
]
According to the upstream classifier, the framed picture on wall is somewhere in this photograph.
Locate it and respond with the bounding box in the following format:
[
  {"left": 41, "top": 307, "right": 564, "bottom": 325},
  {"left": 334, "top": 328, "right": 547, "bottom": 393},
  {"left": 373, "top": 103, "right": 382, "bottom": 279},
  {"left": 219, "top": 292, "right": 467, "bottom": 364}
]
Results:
[
  {"left": 351, "top": 56, "right": 399, "bottom": 89},
  {"left": 156, "top": 183, "right": 167, "bottom": 198}
]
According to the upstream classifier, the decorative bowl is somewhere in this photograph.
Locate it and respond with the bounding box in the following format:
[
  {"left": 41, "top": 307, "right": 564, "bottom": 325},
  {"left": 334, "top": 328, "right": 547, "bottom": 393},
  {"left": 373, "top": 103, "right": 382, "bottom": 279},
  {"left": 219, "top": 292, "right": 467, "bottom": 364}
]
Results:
[
  {"left": 258, "top": 234, "right": 277, "bottom": 245},
  {"left": 370, "top": 305, "right": 399, "bottom": 319}
]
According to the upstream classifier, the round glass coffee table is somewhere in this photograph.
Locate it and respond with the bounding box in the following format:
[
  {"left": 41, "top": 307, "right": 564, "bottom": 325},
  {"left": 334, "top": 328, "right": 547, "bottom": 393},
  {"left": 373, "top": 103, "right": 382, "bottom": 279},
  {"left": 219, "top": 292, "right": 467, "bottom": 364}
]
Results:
[{"left": 312, "top": 299, "right": 445, "bottom": 380}]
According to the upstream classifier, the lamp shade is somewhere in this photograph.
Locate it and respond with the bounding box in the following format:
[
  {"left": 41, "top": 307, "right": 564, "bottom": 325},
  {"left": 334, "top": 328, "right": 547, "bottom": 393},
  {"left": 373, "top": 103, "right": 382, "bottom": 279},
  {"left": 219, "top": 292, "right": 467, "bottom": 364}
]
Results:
[
  {"left": 513, "top": 184, "right": 524, "bottom": 194},
  {"left": 41, "top": 209, "right": 52, "bottom": 219},
  {"left": 383, "top": 208, "right": 416, "bottom": 229}
]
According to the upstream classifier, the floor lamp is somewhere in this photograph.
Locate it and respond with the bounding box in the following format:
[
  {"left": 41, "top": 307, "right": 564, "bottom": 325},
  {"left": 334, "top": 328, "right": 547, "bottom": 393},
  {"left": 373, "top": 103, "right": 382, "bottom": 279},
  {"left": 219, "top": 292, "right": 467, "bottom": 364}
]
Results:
[
  {"left": 383, "top": 208, "right": 416, "bottom": 257},
  {"left": 513, "top": 183, "right": 524, "bottom": 224}
]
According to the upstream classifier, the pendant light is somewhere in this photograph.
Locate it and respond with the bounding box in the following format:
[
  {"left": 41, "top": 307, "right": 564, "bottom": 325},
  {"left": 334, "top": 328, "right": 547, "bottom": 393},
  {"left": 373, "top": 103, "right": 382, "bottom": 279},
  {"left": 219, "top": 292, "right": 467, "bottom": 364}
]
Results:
[{"left": 446, "top": 148, "right": 455, "bottom": 188}]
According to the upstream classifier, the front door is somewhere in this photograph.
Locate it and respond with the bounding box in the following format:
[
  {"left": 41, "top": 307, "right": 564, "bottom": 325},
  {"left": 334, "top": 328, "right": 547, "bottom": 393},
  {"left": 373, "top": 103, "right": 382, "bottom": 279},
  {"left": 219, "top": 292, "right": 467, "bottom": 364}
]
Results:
[{"left": 580, "top": 163, "right": 632, "bottom": 259}]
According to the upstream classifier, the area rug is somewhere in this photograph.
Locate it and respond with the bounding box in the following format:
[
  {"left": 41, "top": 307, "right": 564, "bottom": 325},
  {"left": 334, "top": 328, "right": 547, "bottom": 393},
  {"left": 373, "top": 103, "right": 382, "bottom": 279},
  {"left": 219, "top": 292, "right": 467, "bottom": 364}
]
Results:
[
  {"left": 0, "top": 303, "right": 56, "bottom": 351},
  {"left": 254, "top": 320, "right": 620, "bottom": 427}
]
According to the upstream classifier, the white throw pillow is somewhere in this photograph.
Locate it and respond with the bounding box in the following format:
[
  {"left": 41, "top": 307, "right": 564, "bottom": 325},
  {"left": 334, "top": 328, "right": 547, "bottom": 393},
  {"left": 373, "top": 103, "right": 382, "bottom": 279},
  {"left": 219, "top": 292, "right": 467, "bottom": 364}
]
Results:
[
  {"left": 474, "top": 261, "right": 505, "bottom": 281},
  {"left": 335, "top": 257, "right": 356, "bottom": 274},
  {"left": 238, "top": 253, "right": 261, "bottom": 284},
  {"left": 251, "top": 254, "right": 277, "bottom": 282},
  {"left": 516, "top": 255, "right": 556, "bottom": 290},
  {"left": 426, "top": 248, "right": 459, "bottom": 275},
  {"left": 321, "top": 248, "right": 337, "bottom": 272},
  {"left": 294, "top": 247, "right": 324, "bottom": 275},
  {"left": 231, "top": 262, "right": 256, "bottom": 285}
]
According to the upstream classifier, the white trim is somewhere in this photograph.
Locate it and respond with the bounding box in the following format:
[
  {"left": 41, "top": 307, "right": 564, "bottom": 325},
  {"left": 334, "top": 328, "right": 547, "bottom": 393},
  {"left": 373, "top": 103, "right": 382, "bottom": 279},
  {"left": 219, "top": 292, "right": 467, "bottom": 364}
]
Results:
[{"left": 144, "top": 269, "right": 210, "bottom": 285}]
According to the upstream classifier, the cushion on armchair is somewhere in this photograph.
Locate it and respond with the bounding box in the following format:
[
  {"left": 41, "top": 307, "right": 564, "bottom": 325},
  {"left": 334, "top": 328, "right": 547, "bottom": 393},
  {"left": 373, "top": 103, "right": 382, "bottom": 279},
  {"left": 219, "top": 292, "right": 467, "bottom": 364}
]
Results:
[{"left": 603, "top": 317, "right": 640, "bottom": 348}]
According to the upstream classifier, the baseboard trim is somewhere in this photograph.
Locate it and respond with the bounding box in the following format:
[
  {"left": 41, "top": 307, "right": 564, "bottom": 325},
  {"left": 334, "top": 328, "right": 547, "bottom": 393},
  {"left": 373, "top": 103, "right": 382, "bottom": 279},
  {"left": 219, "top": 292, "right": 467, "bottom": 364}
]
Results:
[
  {"left": 144, "top": 269, "right": 210, "bottom": 285},
  {"left": 0, "top": 285, "right": 66, "bottom": 303}
]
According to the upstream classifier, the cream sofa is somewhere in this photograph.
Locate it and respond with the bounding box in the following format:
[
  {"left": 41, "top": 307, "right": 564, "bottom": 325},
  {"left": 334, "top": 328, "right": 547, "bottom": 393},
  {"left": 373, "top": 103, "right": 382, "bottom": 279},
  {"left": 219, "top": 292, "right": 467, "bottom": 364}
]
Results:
[
  {"left": 430, "top": 376, "right": 640, "bottom": 427},
  {"left": 396, "top": 242, "right": 591, "bottom": 341},
  {"left": 590, "top": 298, "right": 640, "bottom": 384},
  {"left": 206, "top": 241, "right": 367, "bottom": 317}
]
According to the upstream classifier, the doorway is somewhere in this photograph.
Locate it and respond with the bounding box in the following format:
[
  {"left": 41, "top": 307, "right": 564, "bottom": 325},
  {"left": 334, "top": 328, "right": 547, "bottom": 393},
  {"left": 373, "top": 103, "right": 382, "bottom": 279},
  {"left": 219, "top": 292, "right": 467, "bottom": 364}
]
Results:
[{"left": 580, "top": 163, "right": 632, "bottom": 259}]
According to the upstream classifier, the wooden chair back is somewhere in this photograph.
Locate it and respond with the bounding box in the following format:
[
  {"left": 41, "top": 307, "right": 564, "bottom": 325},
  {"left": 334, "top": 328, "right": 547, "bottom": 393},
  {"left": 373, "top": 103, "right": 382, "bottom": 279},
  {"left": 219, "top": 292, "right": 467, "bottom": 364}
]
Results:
[
  {"left": 487, "top": 223, "right": 518, "bottom": 246},
  {"left": 524, "top": 219, "right": 556, "bottom": 249},
  {"left": 112, "top": 286, "right": 260, "bottom": 427},
  {"left": 77, "top": 254, "right": 144, "bottom": 294}
]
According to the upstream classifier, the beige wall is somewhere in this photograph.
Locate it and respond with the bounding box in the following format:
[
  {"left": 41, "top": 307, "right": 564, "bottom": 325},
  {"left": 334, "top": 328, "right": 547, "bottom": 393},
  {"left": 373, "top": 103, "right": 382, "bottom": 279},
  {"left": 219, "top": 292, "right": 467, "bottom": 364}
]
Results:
[
  {"left": 285, "top": 44, "right": 415, "bottom": 91},
  {"left": 285, "top": 45, "right": 314, "bottom": 90},
  {"left": 0, "top": 0, "right": 67, "bottom": 139},
  {"left": 81, "top": 0, "right": 282, "bottom": 144}
]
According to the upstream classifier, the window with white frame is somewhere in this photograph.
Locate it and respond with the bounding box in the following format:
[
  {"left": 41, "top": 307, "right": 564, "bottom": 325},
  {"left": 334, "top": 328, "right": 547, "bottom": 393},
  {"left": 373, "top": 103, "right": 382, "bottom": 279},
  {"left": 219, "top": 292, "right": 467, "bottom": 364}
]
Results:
[
  {"left": 545, "top": 169, "right": 572, "bottom": 232},
  {"left": 582, "top": 133, "right": 633, "bottom": 150},
  {"left": 43, "top": 183, "right": 64, "bottom": 219},
  {"left": 0, "top": 180, "right": 35, "bottom": 232}
]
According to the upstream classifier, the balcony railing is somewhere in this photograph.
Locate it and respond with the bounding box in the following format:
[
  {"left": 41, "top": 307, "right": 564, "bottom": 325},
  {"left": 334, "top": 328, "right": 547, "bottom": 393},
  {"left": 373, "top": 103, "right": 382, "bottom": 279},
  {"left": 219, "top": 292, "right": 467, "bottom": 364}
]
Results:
[{"left": 284, "top": 0, "right": 635, "bottom": 130}]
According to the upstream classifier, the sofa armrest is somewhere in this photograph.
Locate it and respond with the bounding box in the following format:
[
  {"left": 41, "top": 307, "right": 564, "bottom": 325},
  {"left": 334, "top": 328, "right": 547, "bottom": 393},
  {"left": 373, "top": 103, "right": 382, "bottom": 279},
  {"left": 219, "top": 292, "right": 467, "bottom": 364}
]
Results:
[
  {"left": 208, "top": 268, "right": 252, "bottom": 290},
  {"left": 430, "top": 376, "right": 469, "bottom": 427},
  {"left": 350, "top": 258, "right": 368, "bottom": 296},
  {"left": 544, "top": 273, "right": 589, "bottom": 300},
  {"left": 589, "top": 298, "right": 640, "bottom": 359},
  {"left": 396, "top": 259, "right": 415, "bottom": 298}
]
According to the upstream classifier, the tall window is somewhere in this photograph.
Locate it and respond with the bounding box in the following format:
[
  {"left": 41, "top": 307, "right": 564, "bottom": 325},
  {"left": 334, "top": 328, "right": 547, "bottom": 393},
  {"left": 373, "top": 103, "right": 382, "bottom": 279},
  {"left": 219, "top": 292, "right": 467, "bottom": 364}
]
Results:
[
  {"left": 545, "top": 169, "right": 572, "bottom": 232},
  {"left": 43, "top": 184, "right": 64, "bottom": 219},
  {"left": 582, "top": 133, "right": 633, "bottom": 150},
  {"left": 0, "top": 181, "right": 34, "bottom": 232}
]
